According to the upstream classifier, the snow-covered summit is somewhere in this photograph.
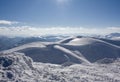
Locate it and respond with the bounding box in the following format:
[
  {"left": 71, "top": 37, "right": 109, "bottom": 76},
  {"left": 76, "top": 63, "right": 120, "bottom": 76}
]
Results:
[{"left": 2, "top": 37, "right": 120, "bottom": 65}]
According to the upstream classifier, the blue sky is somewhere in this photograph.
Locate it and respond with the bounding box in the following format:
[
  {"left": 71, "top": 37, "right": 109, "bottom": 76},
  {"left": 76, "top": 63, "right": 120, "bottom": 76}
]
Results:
[
  {"left": 0, "top": 0, "right": 120, "bottom": 36},
  {"left": 0, "top": 0, "right": 120, "bottom": 27}
]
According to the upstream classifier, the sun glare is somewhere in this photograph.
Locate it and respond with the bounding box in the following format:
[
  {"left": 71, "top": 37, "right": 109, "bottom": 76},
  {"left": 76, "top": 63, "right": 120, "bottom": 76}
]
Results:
[{"left": 56, "top": 0, "right": 69, "bottom": 4}]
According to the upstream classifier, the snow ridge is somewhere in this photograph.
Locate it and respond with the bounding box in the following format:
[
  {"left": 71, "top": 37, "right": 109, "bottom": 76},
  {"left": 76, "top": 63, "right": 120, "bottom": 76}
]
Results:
[{"left": 54, "top": 45, "right": 91, "bottom": 64}]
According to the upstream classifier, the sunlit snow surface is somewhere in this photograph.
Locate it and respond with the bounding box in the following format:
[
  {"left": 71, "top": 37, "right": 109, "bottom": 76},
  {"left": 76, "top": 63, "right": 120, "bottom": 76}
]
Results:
[
  {"left": 0, "top": 35, "right": 120, "bottom": 82},
  {"left": 0, "top": 52, "right": 120, "bottom": 82}
]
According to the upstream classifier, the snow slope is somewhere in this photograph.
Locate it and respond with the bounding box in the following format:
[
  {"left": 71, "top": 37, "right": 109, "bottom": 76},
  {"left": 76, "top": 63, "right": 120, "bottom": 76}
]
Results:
[
  {"left": 2, "top": 37, "right": 120, "bottom": 65},
  {"left": 0, "top": 52, "right": 120, "bottom": 82},
  {"left": 62, "top": 37, "right": 120, "bottom": 62},
  {"left": 98, "top": 38, "right": 120, "bottom": 46},
  {"left": 1, "top": 36, "right": 120, "bottom": 82},
  {"left": 2, "top": 42, "right": 83, "bottom": 64}
]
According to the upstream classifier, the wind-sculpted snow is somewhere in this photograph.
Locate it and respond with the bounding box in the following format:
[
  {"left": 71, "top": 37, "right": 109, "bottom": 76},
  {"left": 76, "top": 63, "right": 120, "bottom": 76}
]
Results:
[
  {"left": 0, "top": 52, "right": 34, "bottom": 82},
  {"left": 0, "top": 52, "right": 120, "bottom": 82}
]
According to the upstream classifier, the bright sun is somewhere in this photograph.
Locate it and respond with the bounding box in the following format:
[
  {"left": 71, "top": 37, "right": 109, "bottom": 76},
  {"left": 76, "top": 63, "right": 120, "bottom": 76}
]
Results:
[{"left": 56, "top": 0, "right": 69, "bottom": 4}]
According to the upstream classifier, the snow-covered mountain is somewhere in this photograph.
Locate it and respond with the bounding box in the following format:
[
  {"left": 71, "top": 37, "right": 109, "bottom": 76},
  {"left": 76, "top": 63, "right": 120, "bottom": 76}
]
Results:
[
  {"left": 105, "top": 33, "right": 120, "bottom": 40},
  {"left": 0, "top": 36, "right": 120, "bottom": 82},
  {"left": 0, "top": 35, "right": 67, "bottom": 51},
  {"left": 2, "top": 37, "right": 120, "bottom": 64}
]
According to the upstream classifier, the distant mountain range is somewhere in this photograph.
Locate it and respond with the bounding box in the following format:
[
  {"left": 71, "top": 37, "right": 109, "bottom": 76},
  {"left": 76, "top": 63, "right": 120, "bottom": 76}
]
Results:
[
  {"left": 2, "top": 34, "right": 120, "bottom": 65},
  {"left": 0, "top": 35, "right": 67, "bottom": 51},
  {"left": 104, "top": 33, "right": 120, "bottom": 40},
  {"left": 0, "top": 33, "right": 120, "bottom": 51},
  {"left": 0, "top": 33, "right": 120, "bottom": 81}
]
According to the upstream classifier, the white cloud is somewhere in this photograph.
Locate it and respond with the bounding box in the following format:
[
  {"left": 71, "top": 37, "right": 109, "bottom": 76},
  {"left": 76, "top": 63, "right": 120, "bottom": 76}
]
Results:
[
  {"left": 0, "top": 20, "right": 18, "bottom": 25},
  {"left": 0, "top": 26, "right": 120, "bottom": 37}
]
